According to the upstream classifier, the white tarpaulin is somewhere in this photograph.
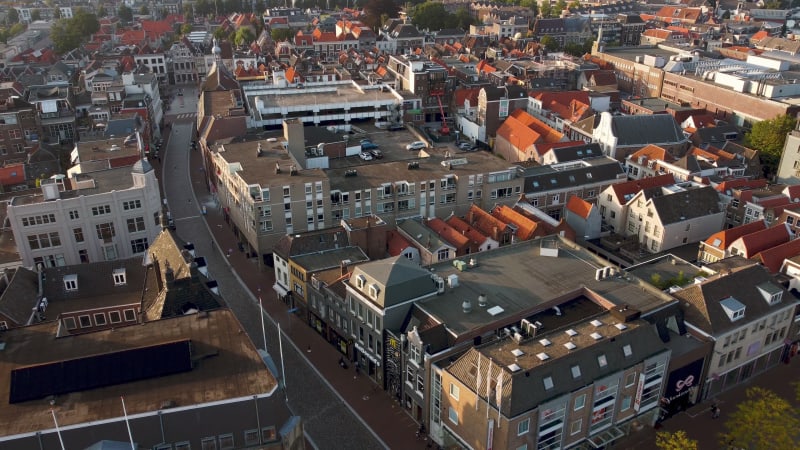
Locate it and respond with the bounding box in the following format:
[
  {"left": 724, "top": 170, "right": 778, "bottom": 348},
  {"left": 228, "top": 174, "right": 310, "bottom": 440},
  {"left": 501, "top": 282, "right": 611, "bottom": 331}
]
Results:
[{"left": 41, "top": 100, "right": 58, "bottom": 113}]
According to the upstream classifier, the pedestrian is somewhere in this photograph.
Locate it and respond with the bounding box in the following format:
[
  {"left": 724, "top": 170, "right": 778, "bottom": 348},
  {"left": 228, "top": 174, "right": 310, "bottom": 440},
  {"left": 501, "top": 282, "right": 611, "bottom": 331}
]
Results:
[
  {"left": 227, "top": 248, "right": 232, "bottom": 257},
  {"left": 711, "top": 403, "right": 720, "bottom": 419},
  {"left": 354, "top": 364, "right": 359, "bottom": 379},
  {"left": 306, "top": 345, "right": 311, "bottom": 353}
]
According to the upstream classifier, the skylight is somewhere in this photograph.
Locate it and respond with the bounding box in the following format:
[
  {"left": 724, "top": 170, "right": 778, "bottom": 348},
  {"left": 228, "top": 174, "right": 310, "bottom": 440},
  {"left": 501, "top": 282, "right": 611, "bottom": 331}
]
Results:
[
  {"left": 590, "top": 319, "right": 603, "bottom": 327},
  {"left": 565, "top": 329, "right": 578, "bottom": 337},
  {"left": 614, "top": 323, "right": 627, "bottom": 331},
  {"left": 508, "top": 363, "right": 522, "bottom": 372},
  {"left": 511, "top": 349, "right": 525, "bottom": 357},
  {"left": 536, "top": 352, "right": 550, "bottom": 361},
  {"left": 539, "top": 338, "right": 552, "bottom": 347},
  {"left": 590, "top": 332, "right": 603, "bottom": 340},
  {"left": 564, "top": 342, "right": 576, "bottom": 350}
]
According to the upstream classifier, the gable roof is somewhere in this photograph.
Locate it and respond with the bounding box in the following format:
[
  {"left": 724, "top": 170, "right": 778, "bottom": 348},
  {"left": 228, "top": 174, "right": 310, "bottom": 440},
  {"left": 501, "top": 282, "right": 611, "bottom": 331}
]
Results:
[
  {"left": 650, "top": 186, "right": 721, "bottom": 225},
  {"left": 387, "top": 230, "right": 413, "bottom": 257},
  {"left": 610, "top": 174, "right": 675, "bottom": 204},
  {"left": 566, "top": 195, "right": 594, "bottom": 219},
  {"left": 609, "top": 114, "right": 686, "bottom": 146},
  {"left": 467, "top": 204, "right": 509, "bottom": 237},
  {"left": 496, "top": 115, "right": 541, "bottom": 151},
  {"left": 426, "top": 217, "right": 470, "bottom": 249},
  {"left": 733, "top": 224, "right": 791, "bottom": 258},
  {"left": 491, "top": 205, "right": 539, "bottom": 240},
  {"left": 704, "top": 220, "right": 766, "bottom": 250},
  {"left": 445, "top": 215, "right": 490, "bottom": 246},
  {"left": 753, "top": 238, "right": 800, "bottom": 274}
]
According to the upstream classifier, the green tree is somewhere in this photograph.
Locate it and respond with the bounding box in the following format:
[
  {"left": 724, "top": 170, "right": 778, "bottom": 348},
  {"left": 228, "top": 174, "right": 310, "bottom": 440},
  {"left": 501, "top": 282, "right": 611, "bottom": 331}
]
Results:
[
  {"left": 554, "top": 0, "right": 567, "bottom": 15},
  {"left": 9, "top": 22, "right": 25, "bottom": 37},
  {"left": 50, "top": 9, "right": 100, "bottom": 54},
  {"left": 213, "top": 26, "right": 228, "bottom": 40},
  {"left": 181, "top": 23, "right": 193, "bottom": 36},
  {"left": 656, "top": 430, "right": 698, "bottom": 450},
  {"left": 362, "top": 0, "right": 401, "bottom": 31},
  {"left": 30, "top": 9, "right": 40, "bottom": 21},
  {"left": 452, "top": 7, "right": 476, "bottom": 29},
  {"left": 195, "top": 0, "right": 211, "bottom": 17},
  {"left": 540, "top": 35, "right": 560, "bottom": 51},
  {"left": 520, "top": 0, "right": 538, "bottom": 18},
  {"left": 6, "top": 8, "right": 19, "bottom": 25},
  {"left": 234, "top": 27, "right": 255, "bottom": 47},
  {"left": 118, "top": 5, "right": 133, "bottom": 23},
  {"left": 539, "top": 1, "right": 553, "bottom": 18},
  {"left": 97, "top": 5, "right": 106, "bottom": 18},
  {"left": 722, "top": 387, "right": 800, "bottom": 450},
  {"left": 744, "top": 113, "right": 796, "bottom": 176},
  {"left": 53, "top": 7, "right": 61, "bottom": 19},
  {"left": 183, "top": 4, "right": 194, "bottom": 23},
  {"left": 271, "top": 27, "right": 294, "bottom": 42},
  {"left": 568, "top": 0, "right": 581, "bottom": 9},
  {"left": 139, "top": 5, "right": 150, "bottom": 16},
  {"left": 411, "top": 2, "right": 449, "bottom": 31}
]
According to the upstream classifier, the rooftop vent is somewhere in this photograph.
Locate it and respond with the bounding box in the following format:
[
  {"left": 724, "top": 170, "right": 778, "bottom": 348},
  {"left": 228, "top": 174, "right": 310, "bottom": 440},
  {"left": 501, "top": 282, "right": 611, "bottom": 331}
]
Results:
[
  {"left": 539, "top": 338, "right": 552, "bottom": 347},
  {"left": 536, "top": 352, "right": 550, "bottom": 361},
  {"left": 590, "top": 319, "right": 603, "bottom": 327},
  {"left": 511, "top": 348, "right": 524, "bottom": 357},
  {"left": 590, "top": 332, "right": 603, "bottom": 340},
  {"left": 487, "top": 305, "right": 505, "bottom": 316},
  {"left": 507, "top": 363, "right": 521, "bottom": 372},
  {"left": 614, "top": 323, "right": 627, "bottom": 331},
  {"left": 565, "top": 329, "right": 578, "bottom": 337},
  {"left": 564, "top": 342, "right": 577, "bottom": 350},
  {"left": 478, "top": 293, "right": 487, "bottom": 307}
]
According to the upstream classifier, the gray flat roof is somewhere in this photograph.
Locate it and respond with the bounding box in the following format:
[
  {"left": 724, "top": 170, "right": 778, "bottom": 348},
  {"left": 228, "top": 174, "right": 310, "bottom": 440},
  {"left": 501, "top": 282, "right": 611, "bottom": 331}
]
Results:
[
  {"left": 417, "top": 236, "right": 676, "bottom": 336},
  {"left": 10, "top": 167, "right": 136, "bottom": 206},
  {"left": 213, "top": 137, "right": 327, "bottom": 186},
  {"left": 291, "top": 246, "right": 369, "bottom": 272},
  {"left": 244, "top": 81, "right": 399, "bottom": 109}
]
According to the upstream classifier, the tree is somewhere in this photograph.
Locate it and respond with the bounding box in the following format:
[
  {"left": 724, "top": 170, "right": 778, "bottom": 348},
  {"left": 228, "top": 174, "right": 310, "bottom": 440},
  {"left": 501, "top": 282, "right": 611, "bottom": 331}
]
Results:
[
  {"left": 50, "top": 9, "right": 100, "bottom": 54},
  {"left": 568, "top": 0, "right": 581, "bottom": 9},
  {"left": 30, "top": 9, "right": 41, "bottom": 21},
  {"left": 139, "top": 5, "right": 150, "bottom": 16},
  {"left": 540, "top": 35, "right": 560, "bottom": 51},
  {"left": 181, "top": 23, "right": 193, "bottom": 36},
  {"left": 97, "top": 5, "right": 106, "bottom": 18},
  {"left": 411, "top": 2, "right": 449, "bottom": 31},
  {"left": 722, "top": 387, "right": 800, "bottom": 450},
  {"left": 195, "top": 0, "right": 211, "bottom": 17},
  {"left": 6, "top": 8, "right": 19, "bottom": 25},
  {"left": 451, "top": 7, "right": 476, "bottom": 29},
  {"left": 520, "top": 0, "right": 538, "bottom": 18},
  {"left": 213, "top": 26, "right": 228, "bottom": 40},
  {"left": 540, "top": 1, "right": 553, "bottom": 18},
  {"left": 53, "top": 7, "right": 61, "bottom": 19},
  {"left": 362, "top": 0, "right": 401, "bottom": 31},
  {"left": 118, "top": 5, "right": 133, "bottom": 23},
  {"left": 656, "top": 431, "right": 698, "bottom": 450},
  {"left": 744, "top": 113, "right": 796, "bottom": 176},
  {"left": 271, "top": 27, "right": 294, "bottom": 42},
  {"left": 554, "top": 0, "right": 567, "bottom": 15},
  {"left": 183, "top": 4, "right": 194, "bottom": 23},
  {"left": 234, "top": 27, "right": 255, "bottom": 47}
]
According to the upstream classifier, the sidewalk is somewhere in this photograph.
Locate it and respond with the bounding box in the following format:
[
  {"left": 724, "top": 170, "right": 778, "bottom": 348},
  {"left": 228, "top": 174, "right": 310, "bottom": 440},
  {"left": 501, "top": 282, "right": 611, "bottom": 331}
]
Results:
[
  {"left": 614, "top": 356, "right": 800, "bottom": 449},
  {"left": 186, "top": 144, "right": 429, "bottom": 449}
]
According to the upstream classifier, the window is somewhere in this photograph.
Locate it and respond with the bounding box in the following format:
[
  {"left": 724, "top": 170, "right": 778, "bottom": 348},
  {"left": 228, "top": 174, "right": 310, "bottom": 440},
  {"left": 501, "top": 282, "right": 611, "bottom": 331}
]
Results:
[
  {"left": 517, "top": 418, "right": 530, "bottom": 436},
  {"left": 571, "top": 365, "right": 581, "bottom": 379},
  {"left": 597, "top": 354, "right": 608, "bottom": 368},
  {"left": 570, "top": 419, "right": 582, "bottom": 435},
  {"left": 200, "top": 437, "right": 217, "bottom": 450},
  {"left": 574, "top": 393, "right": 586, "bottom": 410},
  {"left": 543, "top": 376, "right": 554, "bottom": 390},
  {"left": 113, "top": 269, "right": 126, "bottom": 285},
  {"left": 127, "top": 216, "right": 146, "bottom": 233},
  {"left": 94, "top": 313, "right": 107, "bottom": 326},
  {"left": 73, "top": 228, "right": 84, "bottom": 243},
  {"left": 449, "top": 383, "right": 460, "bottom": 400},
  {"left": 261, "top": 426, "right": 277, "bottom": 442},
  {"left": 79, "top": 315, "right": 92, "bottom": 328},
  {"left": 623, "top": 344, "right": 633, "bottom": 357},
  {"left": 91, "top": 204, "right": 111, "bottom": 216},
  {"left": 621, "top": 395, "right": 633, "bottom": 412},
  {"left": 369, "top": 284, "right": 380, "bottom": 299},
  {"left": 63, "top": 317, "right": 76, "bottom": 330},
  {"left": 123, "top": 309, "right": 136, "bottom": 321},
  {"left": 625, "top": 372, "right": 636, "bottom": 388},
  {"left": 122, "top": 200, "right": 142, "bottom": 210},
  {"left": 96, "top": 222, "right": 116, "bottom": 242},
  {"left": 131, "top": 238, "right": 149, "bottom": 253},
  {"left": 218, "top": 434, "right": 234, "bottom": 450},
  {"left": 437, "top": 248, "right": 449, "bottom": 261},
  {"left": 448, "top": 407, "right": 459, "bottom": 424},
  {"left": 109, "top": 311, "right": 121, "bottom": 323},
  {"left": 69, "top": 210, "right": 80, "bottom": 220},
  {"left": 175, "top": 443, "right": 190, "bottom": 450}
]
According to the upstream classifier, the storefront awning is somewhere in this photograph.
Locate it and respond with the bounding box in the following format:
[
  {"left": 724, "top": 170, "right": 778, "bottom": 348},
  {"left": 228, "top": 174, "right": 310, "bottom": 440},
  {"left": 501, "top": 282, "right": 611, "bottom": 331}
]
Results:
[
  {"left": 588, "top": 426, "right": 625, "bottom": 448},
  {"left": 273, "top": 283, "right": 289, "bottom": 297}
]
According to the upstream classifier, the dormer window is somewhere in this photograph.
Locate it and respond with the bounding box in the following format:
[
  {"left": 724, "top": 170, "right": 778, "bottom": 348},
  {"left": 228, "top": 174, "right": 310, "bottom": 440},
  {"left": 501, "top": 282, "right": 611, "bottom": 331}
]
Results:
[
  {"left": 356, "top": 274, "right": 366, "bottom": 289},
  {"left": 64, "top": 274, "right": 78, "bottom": 291},
  {"left": 369, "top": 283, "right": 380, "bottom": 299},
  {"left": 113, "top": 268, "right": 126, "bottom": 286},
  {"left": 720, "top": 297, "right": 746, "bottom": 322},
  {"left": 757, "top": 282, "right": 782, "bottom": 306}
]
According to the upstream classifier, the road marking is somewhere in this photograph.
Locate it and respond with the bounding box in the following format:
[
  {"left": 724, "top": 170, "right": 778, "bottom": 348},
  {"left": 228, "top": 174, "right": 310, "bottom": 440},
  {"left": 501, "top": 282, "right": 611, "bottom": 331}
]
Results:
[{"left": 175, "top": 215, "right": 202, "bottom": 221}]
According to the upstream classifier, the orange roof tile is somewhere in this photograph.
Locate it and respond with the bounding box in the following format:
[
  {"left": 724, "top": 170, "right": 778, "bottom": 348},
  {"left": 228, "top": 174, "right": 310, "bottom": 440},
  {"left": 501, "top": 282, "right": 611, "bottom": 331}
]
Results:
[
  {"left": 141, "top": 20, "right": 173, "bottom": 35},
  {"left": 735, "top": 224, "right": 790, "bottom": 258},
  {"left": 467, "top": 205, "right": 508, "bottom": 237},
  {"left": 445, "top": 216, "right": 489, "bottom": 246},
  {"left": 509, "top": 109, "right": 563, "bottom": 143},
  {"left": 628, "top": 144, "right": 674, "bottom": 163},
  {"left": 566, "top": 195, "right": 593, "bottom": 220},
  {"left": 704, "top": 220, "right": 766, "bottom": 249},
  {"left": 754, "top": 238, "right": 800, "bottom": 273},
  {"left": 387, "top": 230, "right": 413, "bottom": 257},
  {"left": 496, "top": 116, "right": 541, "bottom": 151},
  {"left": 610, "top": 174, "right": 675, "bottom": 203},
  {"left": 426, "top": 217, "right": 470, "bottom": 249},
  {"left": 714, "top": 178, "right": 768, "bottom": 194},
  {"left": 491, "top": 205, "right": 538, "bottom": 240}
]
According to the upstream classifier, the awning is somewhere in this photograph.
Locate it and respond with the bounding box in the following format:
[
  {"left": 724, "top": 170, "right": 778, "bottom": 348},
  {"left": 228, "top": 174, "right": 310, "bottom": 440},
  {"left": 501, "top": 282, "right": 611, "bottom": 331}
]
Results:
[
  {"left": 588, "top": 426, "right": 625, "bottom": 448},
  {"left": 273, "top": 283, "right": 289, "bottom": 297}
]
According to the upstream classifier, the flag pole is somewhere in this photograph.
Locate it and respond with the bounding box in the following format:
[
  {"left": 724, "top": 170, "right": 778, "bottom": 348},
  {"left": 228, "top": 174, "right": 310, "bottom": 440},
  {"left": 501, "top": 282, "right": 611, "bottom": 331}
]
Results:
[
  {"left": 259, "top": 294, "right": 267, "bottom": 351},
  {"left": 485, "top": 358, "right": 492, "bottom": 419},
  {"left": 121, "top": 396, "right": 136, "bottom": 450},
  {"left": 475, "top": 353, "right": 481, "bottom": 411},
  {"left": 278, "top": 323, "right": 288, "bottom": 402},
  {"left": 50, "top": 409, "right": 66, "bottom": 450}
]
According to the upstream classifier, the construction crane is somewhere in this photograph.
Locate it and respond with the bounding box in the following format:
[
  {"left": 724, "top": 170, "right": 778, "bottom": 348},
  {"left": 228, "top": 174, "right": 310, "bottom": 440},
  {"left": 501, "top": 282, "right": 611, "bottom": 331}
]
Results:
[{"left": 430, "top": 89, "right": 450, "bottom": 135}]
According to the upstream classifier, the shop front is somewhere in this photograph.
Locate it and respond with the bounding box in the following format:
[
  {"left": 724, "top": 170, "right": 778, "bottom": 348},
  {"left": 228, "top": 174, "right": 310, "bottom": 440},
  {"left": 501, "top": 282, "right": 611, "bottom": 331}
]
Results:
[
  {"left": 354, "top": 342, "right": 382, "bottom": 386},
  {"left": 660, "top": 358, "right": 704, "bottom": 418},
  {"left": 703, "top": 344, "right": 784, "bottom": 399}
]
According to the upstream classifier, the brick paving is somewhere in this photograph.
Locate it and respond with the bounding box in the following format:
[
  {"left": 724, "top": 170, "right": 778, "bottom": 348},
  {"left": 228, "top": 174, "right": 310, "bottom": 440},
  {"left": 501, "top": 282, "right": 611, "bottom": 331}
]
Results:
[{"left": 158, "top": 114, "right": 428, "bottom": 449}]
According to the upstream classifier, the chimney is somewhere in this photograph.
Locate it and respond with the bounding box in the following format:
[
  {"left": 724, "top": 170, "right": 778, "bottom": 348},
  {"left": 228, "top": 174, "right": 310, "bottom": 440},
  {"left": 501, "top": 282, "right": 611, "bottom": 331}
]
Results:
[
  {"left": 190, "top": 261, "right": 200, "bottom": 282},
  {"left": 164, "top": 261, "right": 175, "bottom": 288},
  {"left": 340, "top": 260, "right": 348, "bottom": 277}
]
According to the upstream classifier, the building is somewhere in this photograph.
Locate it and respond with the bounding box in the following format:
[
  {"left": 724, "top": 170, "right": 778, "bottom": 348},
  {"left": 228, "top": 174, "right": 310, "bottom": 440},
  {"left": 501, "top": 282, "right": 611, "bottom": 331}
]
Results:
[
  {"left": 672, "top": 261, "right": 799, "bottom": 399},
  {"left": 776, "top": 121, "right": 800, "bottom": 185},
  {"left": 386, "top": 55, "right": 452, "bottom": 124},
  {"left": 593, "top": 112, "right": 689, "bottom": 161},
  {"left": 697, "top": 220, "right": 767, "bottom": 264},
  {"left": 597, "top": 173, "right": 676, "bottom": 234},
  {"left": 565, "top": 195, "right": 602, "bottom": 240},
  {"left": 0, "top": 95, "right": 39, "bottom": 170},
  {"left": 27, "top": 84, "right": 76, "bottom": 144},
  {"left": 6, "top": 156, "right": 162, "bottom": 268},
  {"left": 0, "top": 308, "right": 303, "bottom": 450}
]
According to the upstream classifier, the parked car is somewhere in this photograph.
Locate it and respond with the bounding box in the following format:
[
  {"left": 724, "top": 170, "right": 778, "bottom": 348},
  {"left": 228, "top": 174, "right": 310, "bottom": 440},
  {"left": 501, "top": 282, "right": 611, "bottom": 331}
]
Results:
[
  {"left": 406, "top": 141, "right": 427, "bottom": 150},
  {"left": 359, "top": 151, "right": 373, "bottom": 161},
  {"left": 361, "top": 141, "right": 379, "bottom": 150},
  {"left": 370, "top": 149, "right": 383, "bottom": 159},
  {"left": 458, "top": 142, "right": 472, "bottom": 150},
  {"left": 388, "top": 124, "right": 405, "bottom": 131}
]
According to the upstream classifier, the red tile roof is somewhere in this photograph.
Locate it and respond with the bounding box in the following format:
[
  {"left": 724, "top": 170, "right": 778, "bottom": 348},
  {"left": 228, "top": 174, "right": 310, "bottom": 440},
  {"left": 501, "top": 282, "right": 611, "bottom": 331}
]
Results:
[
  {"left": 704, "top": 220, "right": 766, "bottom": 249},
  {"left": 467, "top": 205, "right": 508, "bottom": 237},
  {"left": 496, "top": 115, "right": 541, "bottom": 151},
  {"left": 509, "top": 109, "right": 563, "bottom": 143},
  {"left": 628, "top": 144, "right": 675, "bottom": 164},
  {"left": 491, "top": 205, "right": 538, "bottom": 240},
  {"left": 610, "top": 174, "right": 675, "bottom": 203},
  {"left": 445, "top": 215, "right": 489, "bottom": 246},
  {"left": 735, "top": 224, "right": 791, "bottom": 258},
  {"left": 453, "top": 88, "right": 481, "bottom": 108},
  {"left": 714, "top": 178, "right": 768, "bottom": 194},
  {"left": 784, "top": 185, "right": 800, "bottom": 201},
  {"left": 426, "top": 217, "right": 470, "bottom": 249},
  {"left": 566, "top": 195, "right": 593, "bottom": 220},
  {"left": 753, "top": 238, "right": 800, "bottom": 273},
  {"left": 387, "top": 230, "right": 413, "bottom": 257},
  {"left": 141, "top": 20, "right": 173, "bottom": 35}
]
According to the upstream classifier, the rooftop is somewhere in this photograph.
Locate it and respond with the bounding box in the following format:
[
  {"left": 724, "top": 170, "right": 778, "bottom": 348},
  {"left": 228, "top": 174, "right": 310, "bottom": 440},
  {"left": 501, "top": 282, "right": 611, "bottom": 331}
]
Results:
[
  {"left": 244, "top": 80, "right": 399, "bottom": 109},
  {"left": 417, "top": 236, "right": 675, "bottom": 337},
  {"left": 10, "top": 166, "right": 137, "bottom": 206},
  {"left": 212, "top": 137, "right": 326, "bottom": 186},
  {"left": 0, "top": 309, "right": 277, "bottom": 437}
]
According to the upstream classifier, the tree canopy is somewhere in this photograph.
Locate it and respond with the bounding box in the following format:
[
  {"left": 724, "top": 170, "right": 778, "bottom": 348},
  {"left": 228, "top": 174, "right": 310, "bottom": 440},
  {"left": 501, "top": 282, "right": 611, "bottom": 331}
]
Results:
[
  {"left": 117, "top": 5, "right": 133, "bottom": 23},
  {"left": 271, "top": 28, "right": 295, "bottom": 42},
  {"left": 744, "top": 113, "right": 796, "bottom": 176},
  {"left": 540, "top": 35, "right": 559, "bottom": 52},
  {"left": 6, "top": 8, "right": 19, "bottom": 25},
  {"left": 51, "top": 9, "right": 100, "bottom": 55},
  {"left": 656, "top": 430, "right": 698, "bottom": 450},
  {"left": 411, "top": 2, "right": 476, "bottom": 31},
  {"left": 234, "top": 27, "right": 255, "bottom": 47},
  {"left": 362, "top": 0, "right": 401, "bottom": 31},
  {"left": 30, "top": 9, "right": 41, "bottom": 21},
  {"left": 721, "top": 387, "right": 800, "bottom": 450}
]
